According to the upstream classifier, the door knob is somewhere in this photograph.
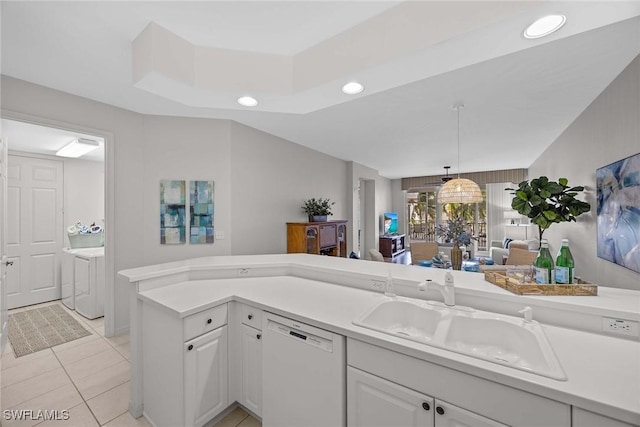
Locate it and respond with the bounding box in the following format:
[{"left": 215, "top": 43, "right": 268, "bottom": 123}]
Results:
[{"left": 5, "top": 261, "right": 13, "bottom": 266}]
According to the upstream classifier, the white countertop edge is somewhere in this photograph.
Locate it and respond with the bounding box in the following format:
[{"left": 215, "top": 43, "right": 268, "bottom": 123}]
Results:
[{"left": 121, "top": 254, "right": 640, "bottom": 323}]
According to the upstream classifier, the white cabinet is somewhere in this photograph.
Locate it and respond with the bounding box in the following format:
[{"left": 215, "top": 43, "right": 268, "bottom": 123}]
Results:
[
  {"left": 347, "top": 338, "right": 570, "bottom": 427},
  {"left": 572, "top": 408, "right": 638, "bottom": 427},
  {"left": 435, "top": 399, "right": 508, "bottom": 427},
  {"left": 348, "top": 366, "right": 434, "bottom": 427},
  {"left": 236, "top": 303, "right": 262, "bottom": 417},
  {"left": 185, "top": 326, "right": 228, "bottom": 427},
  {"left": 142, "top": 302, "right": 228, "bottom": 427},
  {"left": 348, "top": 367, "right": 507, "bottom": 427},
  {"left": 240, "top": 324, "right": 262, "bottom": 416}
]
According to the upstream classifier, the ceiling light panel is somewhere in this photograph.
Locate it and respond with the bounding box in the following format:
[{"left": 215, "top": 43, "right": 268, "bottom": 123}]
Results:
[{"left": 55, "top": 138, "right": 100, "bottom": 158}]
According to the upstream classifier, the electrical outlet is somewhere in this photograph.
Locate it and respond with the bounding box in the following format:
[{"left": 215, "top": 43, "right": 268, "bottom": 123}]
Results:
[
  {"left": 371, "top": 280, "right": 385, "bottom": 291},
  {"left": 215, "top": 231, "right": 225, "bottom": 240},
  {"left": 238, "top": 268, "right": 250, "bottom": 277},
  {"left": 602, "top": 317, "right": 639, "bottom": 337}
]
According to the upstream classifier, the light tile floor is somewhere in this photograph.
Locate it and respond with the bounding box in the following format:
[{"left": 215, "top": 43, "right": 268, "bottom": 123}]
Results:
[
  {"left": 1, "top": 300, "right": 144, "bottom": 426},
  {"left": 2, "top": 300, "right": 261, "bottom": 427},
  {"left": 208, "top": 407, "right": 260, "bottom": 427}
]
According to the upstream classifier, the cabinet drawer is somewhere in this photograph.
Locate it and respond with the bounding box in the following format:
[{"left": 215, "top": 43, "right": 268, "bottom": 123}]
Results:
[
  {"left": 240, "top": 303, "right": 263, "bottom": 330},
  {"left": 184, "top": 304, "right": 228, "bottom": 341}
]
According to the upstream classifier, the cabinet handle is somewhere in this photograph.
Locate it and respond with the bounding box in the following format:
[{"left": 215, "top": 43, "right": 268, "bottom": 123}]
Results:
[
  {"left": 422, "top": 402, "right": 430, "bottom": 411},
  {"left": 257, "top": 334, "right": 262, "bottom": 340},
  {"left": 187, "top": 344, "right": 194, "bottom": 351},
  {"left": 436, "top": 406, "right": 445, "bottom": 416},
  {"left": 206, "top": 318, "right": 212, "bottom": 324},
  {"left": 248, "top": 314, "right": 253, "bottom": 320}
]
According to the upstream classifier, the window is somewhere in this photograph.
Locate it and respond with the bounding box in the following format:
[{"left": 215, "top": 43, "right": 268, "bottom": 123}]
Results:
[{"left": 407, "top": 189, "right": 487, "bottom": 251}]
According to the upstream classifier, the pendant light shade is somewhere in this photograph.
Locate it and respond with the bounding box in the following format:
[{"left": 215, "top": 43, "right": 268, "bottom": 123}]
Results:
[
  {"left": 438, "top": 104, "right": 483, "bottom": 204},
  {"left": 438, "top": 178, "right": 483, "bottom": 204}
]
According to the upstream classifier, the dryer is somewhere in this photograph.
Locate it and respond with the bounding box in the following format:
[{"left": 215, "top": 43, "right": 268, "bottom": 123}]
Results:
[{"left": 62, "top": 247, "right": 104, "bottom": 319}]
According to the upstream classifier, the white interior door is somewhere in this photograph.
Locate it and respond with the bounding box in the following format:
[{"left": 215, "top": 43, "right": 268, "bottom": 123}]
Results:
[
  {"left": 0, "top": 138, "right": 9, "bottom": 352},
  {"left": 7, "top": 154, "right": 63, "bottom": 309}
]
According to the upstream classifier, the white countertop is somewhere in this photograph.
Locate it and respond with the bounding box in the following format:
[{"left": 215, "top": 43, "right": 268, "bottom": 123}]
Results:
[
  {"left": 120, "top": 253, "right": 640, "bottom": 321},
  {"left": 138, "top": 275, "right": 640, "bottom": 425},
  {"left": 63, "top": 247, "right": 105, "bottom": 258},
  {"left": 119, "top": 253, "right": 640, "bottom": 425}
]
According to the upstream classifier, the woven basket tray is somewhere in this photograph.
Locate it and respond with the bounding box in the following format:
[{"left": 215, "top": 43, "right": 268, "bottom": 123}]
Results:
[{"left": 484, "top": 270, "right": 597, "bottom": 296}]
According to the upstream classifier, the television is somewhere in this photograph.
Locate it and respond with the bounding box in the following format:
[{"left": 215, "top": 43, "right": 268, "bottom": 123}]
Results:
[{"left": 383, "top": 212, "right": 398, "bottom": 235}]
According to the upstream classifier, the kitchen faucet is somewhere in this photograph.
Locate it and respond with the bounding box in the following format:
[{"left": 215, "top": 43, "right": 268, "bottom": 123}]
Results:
[{"left": 417, "top": 272, "right": 455, "bottom": 306}]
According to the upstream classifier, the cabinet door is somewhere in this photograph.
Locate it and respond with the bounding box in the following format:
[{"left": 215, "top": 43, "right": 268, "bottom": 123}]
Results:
[
  {"left": 572, "top": 408, "right": 637, "bottom": 427},
  {"left": 241, "top": 324, "right": 262, "bottom": 416},
  {"left": 434, "top": 399, "right": 508, "bottom": 427},
  {"left": 184, "top": 325, "right": 228, "bottom": 427},
  {"left": 306, "top": 226, "right": 319, "bottom": 254},
  {"left": 348, "top": 366, "right": 434, "bottom": 427}
]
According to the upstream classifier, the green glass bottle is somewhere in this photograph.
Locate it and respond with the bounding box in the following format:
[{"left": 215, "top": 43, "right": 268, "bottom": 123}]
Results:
[
  {"left": 534, "top": 239, "right": 554, "bottom": 284},
  {"left": 555, "top": 238, "right": 574, "bottom": 284}
]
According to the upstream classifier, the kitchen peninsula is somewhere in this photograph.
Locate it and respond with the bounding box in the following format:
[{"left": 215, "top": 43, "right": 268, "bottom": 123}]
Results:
[{"left": 119, "top": 254, "right": 640, "bottom": 427}]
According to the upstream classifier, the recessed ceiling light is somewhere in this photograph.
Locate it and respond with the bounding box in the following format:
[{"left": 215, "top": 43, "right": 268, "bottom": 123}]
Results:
[
  {"left": 524, "top": 14, "right": 566, "bottom": 39},
  {"left": 237, "top": 96, "right": 258, "bottom": 107},
  {"left": 341, "top": 82, "right": 364, "bottom": 95}
]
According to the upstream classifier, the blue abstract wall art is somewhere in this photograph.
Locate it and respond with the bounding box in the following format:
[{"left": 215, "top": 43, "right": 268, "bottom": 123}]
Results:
[
  {"left": 160, "top": 180, "right": 186, "bottom": 244},
  {"left": 596, "top": 152, "right": 640, "bottom": 273},
  {"left": 190, "top": 180, "right": 214, "bottom": 244}
]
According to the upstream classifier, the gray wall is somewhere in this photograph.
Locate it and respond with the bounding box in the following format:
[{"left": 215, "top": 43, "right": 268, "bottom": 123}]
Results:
[
  {"left": 229, "top": 121, "right": 349, "bottom": 255},
  {"left": 528, "top": 55, "right": 640, "bottom": 290},
  {"left": 347, "top": 161, "right": 392, "bottom": 257},
  {"left": 63, "top": 158, "right": 104, "bottom": 236},
  {"left": 2, "top": 76, "right": 145, "bottom": 334},
  {"left": 1, "top": 76, "right": 355, "bottom": 333}
]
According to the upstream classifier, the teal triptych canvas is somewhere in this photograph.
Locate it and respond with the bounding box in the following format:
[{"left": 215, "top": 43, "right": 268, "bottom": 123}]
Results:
[
  {"left": 189, "top": 180, "right": 215, "bottom": 244},
  {"left": 160, "top": 180, "right": 186, "bottom": 244}
]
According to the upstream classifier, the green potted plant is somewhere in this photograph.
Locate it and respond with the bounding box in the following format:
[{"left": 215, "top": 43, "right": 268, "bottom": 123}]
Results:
[
  {"left": 508, "top": 177, "right": 591, "bottom": 241},
  {"left": 301, "top": 198, "right": 335, "bottom": 222},
  {"left": 436, "top": 217, "right": 474, "bottom": 270}
]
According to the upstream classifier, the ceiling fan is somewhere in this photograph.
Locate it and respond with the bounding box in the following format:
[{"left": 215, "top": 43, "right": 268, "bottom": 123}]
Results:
[{"left": 424, "top": 166, "right": 454, "bottom": 186}]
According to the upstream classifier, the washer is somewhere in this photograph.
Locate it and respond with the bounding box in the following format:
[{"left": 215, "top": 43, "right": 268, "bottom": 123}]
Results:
[
  {"left": 61, "top": 248, "right": 77, "bottom": 310},
  {"left": 72, "top": 247, "right": 105, "bottom": 319}
]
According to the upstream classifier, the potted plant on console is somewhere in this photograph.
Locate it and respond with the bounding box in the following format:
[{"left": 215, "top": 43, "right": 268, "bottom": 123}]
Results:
[
  {"left": 302, "top": 198, "right": 335, "bottom": 222},
  {"left": 436, "top": 217, "right": 474, "bottom": 270},
  {"left": 508, "top": 177, "right": 591, "bottom": 241}
]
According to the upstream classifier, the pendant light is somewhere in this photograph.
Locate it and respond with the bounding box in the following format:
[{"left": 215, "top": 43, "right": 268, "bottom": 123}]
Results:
[{"left": 438, "top": 104, "right": 483, "bottom": 204}]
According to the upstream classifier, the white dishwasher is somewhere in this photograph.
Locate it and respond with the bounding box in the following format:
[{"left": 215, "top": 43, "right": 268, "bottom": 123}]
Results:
[{"left": 262, "top": 312, "right": 345, "bottom": 427}]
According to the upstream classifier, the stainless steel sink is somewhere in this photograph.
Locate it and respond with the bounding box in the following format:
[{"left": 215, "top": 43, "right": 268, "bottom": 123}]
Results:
[{"left": 353, "top": 297, "right": 567, "bottom": 381}]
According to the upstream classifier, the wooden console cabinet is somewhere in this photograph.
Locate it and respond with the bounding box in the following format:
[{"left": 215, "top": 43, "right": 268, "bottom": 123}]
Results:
[
  {"left": 379, "top": 234, "right": 406, "bottom": 258},
  {"left": 287, "top": 221, "right": 348, "bottom": 257}
]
